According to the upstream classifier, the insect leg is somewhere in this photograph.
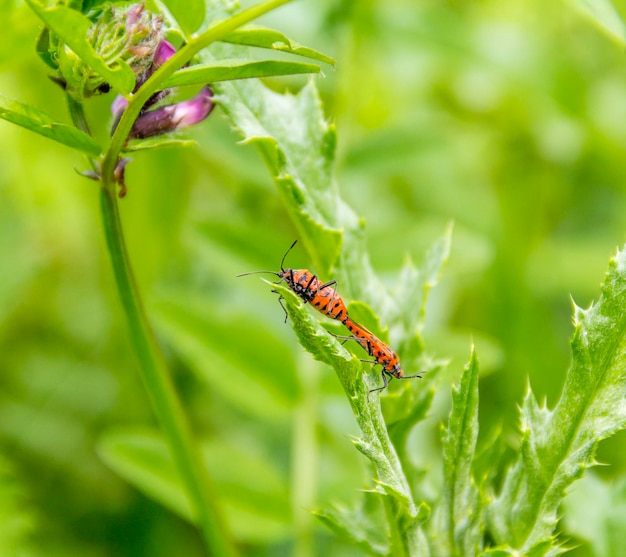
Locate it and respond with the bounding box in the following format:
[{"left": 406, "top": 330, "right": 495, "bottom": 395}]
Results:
[
  {"left": 368, "top": 370, "right": 392, "bottom": 396},
  {"left": 271, "top": 290, "right": 289, "bottom": 323}
]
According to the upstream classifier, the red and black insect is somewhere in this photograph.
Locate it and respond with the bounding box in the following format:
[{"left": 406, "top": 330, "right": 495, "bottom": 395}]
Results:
[
  {"left": 341, "top": 317, "right": 422, "bottom": 394},
  {"left": 237, "top": 241, "right": 349, "bottom": 323}
]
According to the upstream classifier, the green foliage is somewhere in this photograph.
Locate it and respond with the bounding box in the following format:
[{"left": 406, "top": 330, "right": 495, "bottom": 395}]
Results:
[
  {"left": 163, "top": 59, "right": 321, "bottom": 87},
  {"left": 488, "top": 248, "right": 626, "bottom": 553},
  {"left": 432, "top": 348, "right": 482, "bottom": 556},
  {"left": 27, "top": 0, "right": 136, "bottom": 96},
  {"left": 4, "top": 0, "right": 626, "bottom": 556},
  {"left": 153, "top": 292, "right": 299, "bottom": 418},
  {"left": 214, "top": 73, "right": 346, "bottom": 275},
  {"left": 3, "top": 0, "right": 328, "bottom": 158},
  {"left": 222, "top": 26, "right": 336, "bottom": 66},
  {"left": 562, "top": 473, "right": 626, "bottom": 557},
  {"left": 97, "top": 428, "right": 291, "bottom": 541},
  {"left": 0, "top": 93, "right": 101, "bottom": 155}
]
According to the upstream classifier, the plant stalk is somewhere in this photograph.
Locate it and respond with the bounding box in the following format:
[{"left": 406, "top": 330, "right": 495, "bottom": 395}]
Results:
[{"left": 99, "top": 185, "right": 236, "bottom": 557}]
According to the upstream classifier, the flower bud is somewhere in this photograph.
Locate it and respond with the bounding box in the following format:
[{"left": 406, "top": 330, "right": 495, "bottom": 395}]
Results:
[
  {"left": 53, "top": 2, "right": 166, "bottom": 99},
  {"left": 153, "top": 40, "right": 177, "bottom": 69},
  {"left": 129, "top": 86, "right": 214, "bottom": 139}
]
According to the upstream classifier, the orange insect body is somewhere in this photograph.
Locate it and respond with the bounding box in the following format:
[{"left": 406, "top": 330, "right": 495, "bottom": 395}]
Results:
[
  {"left": 343, "top": 317, "right": 421, "bottom": 394},
  {"left": 343, "top": 318, "right": 403, "bottom": 377},
  {"left": 238, "top": 241, "right": 422, "bottom": 395},
  {"left": 237, "top": 241, "right": 348, "bottom": 323},
  {"left": 280, "top": 268, "right": 348, "bottom": 322}
]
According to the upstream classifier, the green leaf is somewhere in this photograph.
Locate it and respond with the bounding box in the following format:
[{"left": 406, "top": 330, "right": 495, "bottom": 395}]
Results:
[
  {"left": 562, "top": 472, "right": 626, "bottom": 557},
  {"left": 26, "top": 1, "right": 135, "bottom": 94},
  {"left": 123, "top": 137, "right": 197, "bottom": 152},
  {"left": 213, "top": 72, "right": 346, "bottom": 275},
  {"left": 152, "top": 292, "right": 299, "bottom": 420},
  {"left": 97, "top": 428, "right": 291, "bottom": 542},
  {"left": 0, "top": 94, "right": 101, "bottom": 155},
  {"left": 566, "top": 0, "right": 626, "bottom": 45},
  {"left": 377, "top": 227, "right": 451, "bottom": 451},
  {"left": 313, "top": 493, "right": 389, "bottom": 556},
  {"left": 98, "top": 428, "right": 193, "bottom": 521},
  {"left": 387, "top": 223, "right": 453, "bottom": 360},
  {"left": 222, "top": 26, "right": 335, "bottom": 66},
  {"left": 274, "top": 283, "right": 361, "bottom": 394},
  {"left": 206, "top": 33, "right": 392, "bottom": 318},
  {"left": 203, "top": 24, "right": 346, "bottom": 276},
  {"left": 204, "top": 5, "right": 439, "bottom": 554},
  {"left": 386, "top": 386, "right": 435, "bottom": 466},
  {"left": 277, "top": 283, "right": 426, "bottom": 551},
  {"left": 432, "top": 348, "right": 482, "bottom": 557},
  {"left": 488, "top": 245, "right": 626, "bottom": 553},
  {"left": 35, "top": 26, "right": 57, "bottom": 70},
  {"left": 162, "top": 0, "right": 206, "bottom": 35},
  {"left": 164, "top": 59, "right": 321, "bottom": 88}
]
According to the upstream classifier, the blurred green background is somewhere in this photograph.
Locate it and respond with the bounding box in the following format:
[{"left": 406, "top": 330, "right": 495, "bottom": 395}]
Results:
[{"left": 2, "top": 0, "right": 626, "bottom": 555}]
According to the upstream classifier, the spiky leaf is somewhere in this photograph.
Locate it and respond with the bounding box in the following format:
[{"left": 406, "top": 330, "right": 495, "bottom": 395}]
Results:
[
  {"left": 433, "top": 348, "right": 482, "bottom": 556},
  {"left": 488, "top": 246, "right": 626, "bottom": 553}
]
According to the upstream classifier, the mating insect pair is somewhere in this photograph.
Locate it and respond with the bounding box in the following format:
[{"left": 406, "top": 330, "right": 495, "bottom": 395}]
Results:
[{"left": 238, "top": 241, "right": 422, "bottom": 394}]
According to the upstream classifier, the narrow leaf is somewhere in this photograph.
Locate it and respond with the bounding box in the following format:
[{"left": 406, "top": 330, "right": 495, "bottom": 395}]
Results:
[
  {"left": 0, "top": 94, "right": 101, "bottom": 155},
  {"left": 387, "top": 223, "right": 453, "bottom": 349},
  {"left": 222, "top": 26, "right": 335, "bottom": 66},
  {"left": 123, "top": 137, "right": 197, "bottom": 152},
  {"left": 488, "top": 245, "right": 626, "bottom": 552},
  {"left": 164, "top": 60, "right": 320, "bottom": 88},
  {"left": 26, "top": 1, "right": 135, "bottom": 94},
  {"left": 433, "top": 347, "right": 482, "bottom": 557}
]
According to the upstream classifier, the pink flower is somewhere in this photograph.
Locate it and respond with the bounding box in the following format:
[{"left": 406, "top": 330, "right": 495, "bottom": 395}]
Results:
[
  {"left": 153, "top": 40, "right": 176, "bottom": 69},
  {"left": 129, "top": 86, "right": 214, "bottom": 139},
  {"left": 110, "top": 40, "right": 213, "bottom": 139}
]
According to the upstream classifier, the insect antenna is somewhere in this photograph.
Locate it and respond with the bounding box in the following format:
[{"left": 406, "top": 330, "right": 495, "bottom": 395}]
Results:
[
  {"left": 280, "top": 240, "right": 298, "bottom": 272},
  {"left": 236, "top": 270, "right": 281, "bottom": 278}
]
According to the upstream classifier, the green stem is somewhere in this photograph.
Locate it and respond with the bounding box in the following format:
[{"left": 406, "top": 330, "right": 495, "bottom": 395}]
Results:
[{"left": 99, "top": 185, "right": 236, "bottom": 557}]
